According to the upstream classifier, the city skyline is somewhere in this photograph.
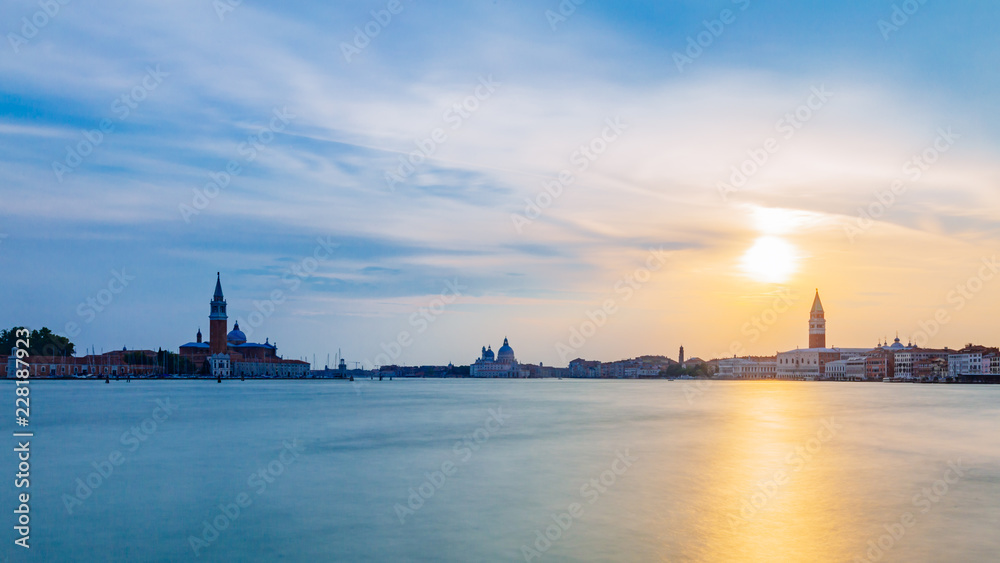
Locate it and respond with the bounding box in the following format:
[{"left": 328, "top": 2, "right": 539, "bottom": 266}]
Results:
[
  {"left": 7, "top": 277, "right": 996, "bottom": 370},
  {"left": 2, "top": 1, "right": 1000, "bottom": 366},
  {"left": 5, "top": 4, "right": 1000, "bottom": 562}
]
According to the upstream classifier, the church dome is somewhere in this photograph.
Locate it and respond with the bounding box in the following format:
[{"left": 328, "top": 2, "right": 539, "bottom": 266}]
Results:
[
  {"left": 497, "top": 337, "right": 515, "bottom": 361},
  {"left": 227, "top": 321, "right": 247, "bottom": 345},
  {"left": 886, "top": 336, "right": 906, "bottom": 350}
]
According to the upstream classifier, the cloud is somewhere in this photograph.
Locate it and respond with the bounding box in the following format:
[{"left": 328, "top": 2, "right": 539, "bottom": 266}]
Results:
[{"left": 1, "top": 0, "right": 999, "bottom": 363}]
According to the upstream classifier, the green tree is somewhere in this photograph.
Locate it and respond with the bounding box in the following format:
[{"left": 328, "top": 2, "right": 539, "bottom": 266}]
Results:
[
  {"left": 659, "top": 362, "right": 711, "bottom": 378},
  {"left": 0, "top": 326, "right": 75, "bottom": 357}
]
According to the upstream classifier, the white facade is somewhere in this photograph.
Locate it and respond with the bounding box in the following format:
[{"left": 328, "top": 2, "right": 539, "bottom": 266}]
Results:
[
  {"left": 471, "top": 338, "right": 525, "bottom": 378},
  {"left": 948, "top": 349, "right": 1000, "bottom": 377},
  {"left": 894, "top": 349, "right": 948, "bottom": 379},
  {"left": 717, "top": 357, "right": 776, "bottom": 379},
  {"left": 775, "top": 348, "right": 869, "bottom": 380},
  {"left": 209, "top": 353, "right": 231, "bottom": 378},
  {"left": 845, "top": 356, "right": 867, "bottom": 380},
  {"left": 776, "top": 350, "right": 824, "bottom": 379},
  {"left": 825, "top": 359, "right": 847, "bottom": 380},
  {"left": 948, "top": 351, "right": 984, "bottom": 377}
]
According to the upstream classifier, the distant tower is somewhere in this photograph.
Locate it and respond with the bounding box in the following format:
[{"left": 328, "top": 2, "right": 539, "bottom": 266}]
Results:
[
  {"left": 679, "top": 345, "right": 685, "bottom": 367},
  {"left": 196, "top": 328, "right": 202, "bottom": 343},
  {"left": 209, "top": 273, "right": 228, "bottom": 355},
  {"left": 809, "top": 289, "right": 826, "bottom": 349}
]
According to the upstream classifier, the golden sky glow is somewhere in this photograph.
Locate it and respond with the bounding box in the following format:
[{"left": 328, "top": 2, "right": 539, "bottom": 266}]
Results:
[{"left": 2, "top": 2, "right": 998, "bottom": 365}]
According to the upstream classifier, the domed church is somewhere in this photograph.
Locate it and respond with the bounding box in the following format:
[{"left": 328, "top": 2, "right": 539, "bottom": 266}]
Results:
[
  {"left": 471, "top": 337, "right": 526, "bottom": 378},
  {"left": 178, "top": 273, "right": 309, "bottom": 378}
]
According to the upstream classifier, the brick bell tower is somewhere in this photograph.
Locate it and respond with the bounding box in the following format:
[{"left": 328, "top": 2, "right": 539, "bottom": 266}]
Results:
[
  {"left": 209, "top": 273, "right": 228, "bottom": 355},
  {"left": 809, "top": 289, "right": 826, "bottom": 349}
]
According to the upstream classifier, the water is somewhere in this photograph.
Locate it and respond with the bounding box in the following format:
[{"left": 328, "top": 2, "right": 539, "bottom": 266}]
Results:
[{"left": 3, "top": 380, "right": 999, "bottom": 562}]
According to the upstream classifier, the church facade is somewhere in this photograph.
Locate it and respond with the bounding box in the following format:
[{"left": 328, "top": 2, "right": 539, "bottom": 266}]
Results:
[
  {"left": 471, "top": 337, "right": 527, "bottom": 378},
  {"left": 179, "top": 274, "right": 309, "bottom": 378}
]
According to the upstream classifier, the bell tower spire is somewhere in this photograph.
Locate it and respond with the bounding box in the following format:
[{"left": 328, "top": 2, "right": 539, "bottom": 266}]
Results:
[
  {"left": 809, "top": 289, "right": 826, "bottom": 349},
  {"left": 209, "top": 272, "right": 228, "bottom": 354}
]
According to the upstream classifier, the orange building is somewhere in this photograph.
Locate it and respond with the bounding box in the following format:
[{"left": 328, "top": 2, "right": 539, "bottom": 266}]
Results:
[{"left": 6, "top": 348, "right": 164, "bottom": 378}]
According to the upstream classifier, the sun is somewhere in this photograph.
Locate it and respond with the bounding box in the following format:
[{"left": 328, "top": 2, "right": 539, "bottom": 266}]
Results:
[{"left": 740, "top": 236, "right": 799, "bottom": 284}]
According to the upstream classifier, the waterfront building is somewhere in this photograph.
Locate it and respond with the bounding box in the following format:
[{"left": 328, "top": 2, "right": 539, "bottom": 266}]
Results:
[
  {"left": 567, "top": 356, "right": 674, "bottom": 379},
  {"left": 774, "top": 289, "right": 872, "bottom": 379},
  {"left": 519, "top": 363, "right": 561, "bottom": 378},
  {"left": 6, "top": 347, "right": 166, "bottom": 378},
  {"left": 894, "top": 347, "right": 950, "bottom": 379},
  {"left": 948, "top": 345, "right": 1000, "bottom": 377},
  {"left": 567, "top": 358, "right": 600, "bottom": 378},
  {"left": 717, "top": 356, "right": 777, "bottom": 379},
  {"left": 470, "top": 337, "right": 526, "bottom": 377},
  {"left": 845, "top": 355, "right": 867, "bottom": 380},
  {"left": 824, "top": 359, "right": 847, "bottom": 380},
  {"left": 178, "top": 274, "right": 309, "bottom": 378},
  {"left": 865, "top": 348, "right": 894, "bottom": 380},
  {"left": 776, "top": 348, "right": 842, "bottom": 379},
  {"left": 913, "top": 357, "right": 949, "bottom": 381}
]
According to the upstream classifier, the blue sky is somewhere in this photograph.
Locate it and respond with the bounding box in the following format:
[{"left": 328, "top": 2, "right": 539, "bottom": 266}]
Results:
[{"left": 2, "top": 0, "right": 999, "bottom": 367}]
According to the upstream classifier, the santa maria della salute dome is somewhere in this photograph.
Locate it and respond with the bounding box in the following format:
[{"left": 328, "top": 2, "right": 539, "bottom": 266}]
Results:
[{"left": 471, "top": 337, "right": 527, "bottom": 378}]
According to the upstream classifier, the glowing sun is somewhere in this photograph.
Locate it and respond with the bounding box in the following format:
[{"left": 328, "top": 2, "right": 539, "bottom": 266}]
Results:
[{"left": 741, "top": 236, "right": 799, "bottom": 283}]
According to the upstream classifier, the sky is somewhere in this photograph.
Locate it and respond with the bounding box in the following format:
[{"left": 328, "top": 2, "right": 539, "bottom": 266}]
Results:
[{"left": 1, "top": 0, "right": 999, "bottom": 367}]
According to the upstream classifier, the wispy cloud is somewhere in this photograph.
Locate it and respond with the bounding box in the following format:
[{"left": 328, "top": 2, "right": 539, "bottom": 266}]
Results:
[{"left": 1, "top": 0, "right": 999, "bottom": 364}]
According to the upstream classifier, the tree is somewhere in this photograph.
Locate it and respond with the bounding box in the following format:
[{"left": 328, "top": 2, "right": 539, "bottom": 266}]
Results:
[
  {"left": 0, "top": 326, "right": 76, "bottom": 357},
  {"left": 660, "top": 362, "right": 712, "bottom": 379},
  {"left": 156, "top": 350, "right": 197, "bottom": 374}
]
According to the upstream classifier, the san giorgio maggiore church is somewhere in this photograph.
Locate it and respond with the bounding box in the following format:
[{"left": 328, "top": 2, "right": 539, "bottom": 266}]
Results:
[
  {"left": 179, "top": 274, "right": 309, "bottom": 378},
  {"left": 471, "top": 337, "right": 529, "bottom": 378}
]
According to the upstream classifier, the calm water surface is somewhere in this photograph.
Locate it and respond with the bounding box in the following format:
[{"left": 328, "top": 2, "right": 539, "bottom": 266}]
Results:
[{"left": 3, "top": 380, "right": 998, "bottom": 562}]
